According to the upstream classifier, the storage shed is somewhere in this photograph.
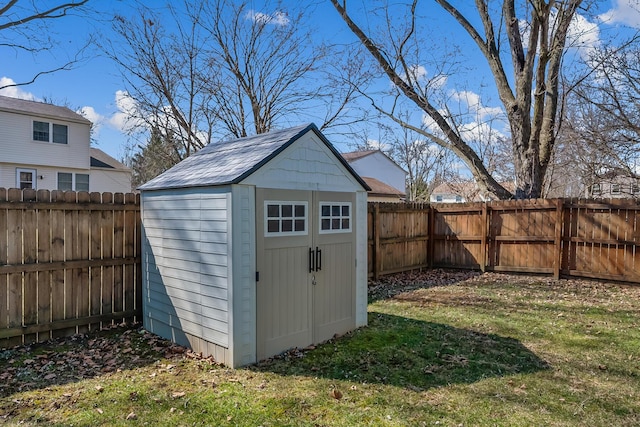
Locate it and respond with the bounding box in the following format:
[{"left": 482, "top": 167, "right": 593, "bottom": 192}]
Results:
[{"left": 139, "top": 123, "right": 370, "bottom": 368}]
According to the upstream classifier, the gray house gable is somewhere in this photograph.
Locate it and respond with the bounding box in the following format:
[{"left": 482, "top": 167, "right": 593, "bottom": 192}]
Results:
[{"left": 139, "top": 123, "right": 370, "bottom": 191}]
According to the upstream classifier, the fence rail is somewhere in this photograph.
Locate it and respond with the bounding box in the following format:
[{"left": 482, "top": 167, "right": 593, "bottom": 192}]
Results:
[
  {"left": 0, "top": 188, "right": 141, "bottom": 348},
  {"left": 369, "top": 198, "right": 640, "bottom": 283}
]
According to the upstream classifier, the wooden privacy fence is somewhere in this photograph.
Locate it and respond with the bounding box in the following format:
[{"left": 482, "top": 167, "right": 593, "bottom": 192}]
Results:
[
  {"left": 0, "top": 188, "right": 141, "bottom": 348},
  {"left": 369, "top": 198, "right": 640, "bottom": 283}
]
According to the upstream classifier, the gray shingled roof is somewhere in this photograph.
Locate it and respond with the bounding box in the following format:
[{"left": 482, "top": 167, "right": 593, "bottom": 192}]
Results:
[
  {"left": 0, "top": 95, "right": 92, "bottom": 125},
  {"left": 139, "top": 123, "right": 370, "bottom": 191}
]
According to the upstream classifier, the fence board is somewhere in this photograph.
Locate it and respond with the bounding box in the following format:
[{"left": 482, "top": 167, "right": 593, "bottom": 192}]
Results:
[
  {"left": 36, "top": 190, "right": 51, "bottom": 342},
  {"left": 0, "top": 189, "right": 7, "bottom": 347},
  {"left": 50, "top": 191, "right": 66, "bottom": 338}
]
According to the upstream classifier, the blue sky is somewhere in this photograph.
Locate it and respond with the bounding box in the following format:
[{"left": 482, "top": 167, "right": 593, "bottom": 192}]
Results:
[{"left": 2, "top": 0, "right": 639, "bottom": 162}]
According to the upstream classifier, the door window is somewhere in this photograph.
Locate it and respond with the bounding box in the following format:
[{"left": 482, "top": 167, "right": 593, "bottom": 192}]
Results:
[
  {"left": 264, "top": 201, "right": 308, "bottom": 236},
  {"left": 319, "top": 202, "right": 351, "bottom": 233}
]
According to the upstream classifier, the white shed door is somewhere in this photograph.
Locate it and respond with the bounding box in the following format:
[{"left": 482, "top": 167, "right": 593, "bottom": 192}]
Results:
[{"left": 256, "top": 188, "right": 356, "bottom": 360}]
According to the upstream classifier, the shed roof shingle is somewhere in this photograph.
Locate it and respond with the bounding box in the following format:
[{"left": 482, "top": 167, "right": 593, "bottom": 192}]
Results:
[{"left": 139, "top": 123, "right": 370, "bottom": 191}]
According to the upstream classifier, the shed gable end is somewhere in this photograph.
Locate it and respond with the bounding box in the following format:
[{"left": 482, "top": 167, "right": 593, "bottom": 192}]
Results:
[{"left": 241, "top": 132, "right": 363, "bottom": 192}]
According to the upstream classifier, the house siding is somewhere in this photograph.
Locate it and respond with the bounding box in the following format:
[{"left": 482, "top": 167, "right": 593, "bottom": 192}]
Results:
[
  {"left": 0, "top": 109, "right": 90, "bottom": 170},
  {"left": 241, "top": 132, "right": 363, "bottom": 192},
  {"left": 90, "top": 169, "right": 132, "bottom": 193},
  {"left": 348, "top": 152, "right": 406, "bottom": 193},
  {"left": 141, "top": 187, "right": 231, "bottom": 351}
]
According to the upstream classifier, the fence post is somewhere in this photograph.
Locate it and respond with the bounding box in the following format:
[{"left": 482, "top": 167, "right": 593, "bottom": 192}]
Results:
[
  {"left": 428, "top": 205, "right": 435, "bottom": 269},
  {"left": 553, "top": 198, "right": 563, "bottom": 279},
  {"left": 373, "top": 203, "right": 381, "bottom": 280},
  {"left": 481, "top": 203, "right": 488, "bottom": 272}
]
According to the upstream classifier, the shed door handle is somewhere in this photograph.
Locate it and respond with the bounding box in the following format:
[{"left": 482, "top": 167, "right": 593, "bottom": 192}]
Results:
[
  {"left": 315, "top": 246, "right": 321, "bottom": 272},
  {"left": 309, "top": 247, "right": 315, "bottom": 273}
]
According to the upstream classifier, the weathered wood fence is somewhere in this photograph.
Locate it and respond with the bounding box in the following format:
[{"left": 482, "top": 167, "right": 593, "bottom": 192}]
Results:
[
  {"left": 369, "top": 198, "right": 640, "bottom": 283},
  {"left": 2, "top": 191, "right": 638, "bottom": 348},
  {"left": 0, "top": 188, "right": 141, "bottom": 348}
]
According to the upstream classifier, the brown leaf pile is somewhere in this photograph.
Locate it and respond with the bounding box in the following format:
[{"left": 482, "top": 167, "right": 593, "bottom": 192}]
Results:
[{"left": 0, "top": 323, "right": 187, "bottom": 398}]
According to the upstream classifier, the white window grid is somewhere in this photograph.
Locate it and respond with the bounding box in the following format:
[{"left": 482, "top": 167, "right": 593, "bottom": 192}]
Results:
[{"left": 319, "top": 202, "right": 352, "bottom": 234}]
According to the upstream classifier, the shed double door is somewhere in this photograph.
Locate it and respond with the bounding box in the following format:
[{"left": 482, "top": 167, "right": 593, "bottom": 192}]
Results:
[{"left": 256, "top": 188, "right": 356, "bottom": 360}]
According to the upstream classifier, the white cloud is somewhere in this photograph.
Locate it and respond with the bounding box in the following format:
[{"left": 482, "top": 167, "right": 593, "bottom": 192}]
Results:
[
  {"left": 451, "top": 91, "right": 504, "bottom": 121},
  {"left": 599, "top": 0, "right": 640, "bottom": 28},
  {"left": 520, "top": 12, "right": 601, "bottom": 61},
  {"left": 366, "top": 138, "right": 390, "bottom": 151},
  {"left": 0, "top": 77, "right": 38, "bottom": 100},
  {"left": 458, "top": 121, "right": 507, "bottom": 145},
  {"left": 78, "top": 106, "right": 103, "bottom": 125},
  {"left": 246, "top": 9, "right": 289, "bottom": 26},
  {"left": 108, "top": 90, "right": 143, "bottom": 133},
  {"left": 567, "top": 13, "right": 601, "bottom": 59}
]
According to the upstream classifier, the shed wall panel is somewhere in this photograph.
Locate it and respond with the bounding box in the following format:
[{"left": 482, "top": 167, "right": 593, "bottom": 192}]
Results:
[{"left": 142, "top": 187, "right": 231, "bottom": 349}]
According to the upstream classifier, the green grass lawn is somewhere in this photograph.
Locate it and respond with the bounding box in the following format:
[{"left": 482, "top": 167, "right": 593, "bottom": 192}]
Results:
[{"left": 1, "top": 270, "right": 639, "bottom": 426}]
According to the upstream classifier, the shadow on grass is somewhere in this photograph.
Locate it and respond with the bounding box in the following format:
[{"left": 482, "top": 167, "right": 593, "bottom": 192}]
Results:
[{"left": 251, "top": 312, "right": 550, "bottom": 391}]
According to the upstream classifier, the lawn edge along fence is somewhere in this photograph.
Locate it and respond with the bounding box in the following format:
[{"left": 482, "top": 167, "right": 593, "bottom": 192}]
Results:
[
  {"left": 368, "top": 198, "right": 640, "bottom": 284},
  {"left": 0, "top": 188, "right": 141, "bottom": 348}
]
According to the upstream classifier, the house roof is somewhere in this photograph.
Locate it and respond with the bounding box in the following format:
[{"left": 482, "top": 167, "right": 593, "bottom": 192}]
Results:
[
  {"left": 90, "top": 148, "right": 129, "bottom": 171},
  {"left": 139, "top": 123, "right": 371, "bottom": 191},
  {"left": 341, "top": 150, "right": 378, "bottom": 161},
  {"left": 361, "top": 177, "right": 405, "bottom": 197},
  {"left": 341, "top": 149, "right": 408, "bottom": 174},
  {"left": 0, "top": 95, "right": 92, "bottom": 125}
]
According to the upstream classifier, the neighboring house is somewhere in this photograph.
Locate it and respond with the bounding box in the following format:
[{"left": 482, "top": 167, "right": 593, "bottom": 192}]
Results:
[
  {"left": 588, "top": 173, "right": 640, "bottom": 199},
  {"left": 341, "top": 150, "right": 407, "bottom": 202},
  {"left": 0, "top": 95, "right": 132, "bottom": 193},
  {"left": 430, "top": 181, "right": 515, "bottom": 203}
]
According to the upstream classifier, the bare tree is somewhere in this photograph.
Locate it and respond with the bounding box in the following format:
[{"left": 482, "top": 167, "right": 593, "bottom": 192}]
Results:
[
  {"left": 330, "top": 0, "right": 595, "bottom": 199},
  {"left": 104, "top": 3, "right": 214, "bottom": 160},
  {"left": 108, "top": 0, "right": 359, "bottom": 177},
  {"left": 0, "top": 0, "right": 92, "bottom": 90}
]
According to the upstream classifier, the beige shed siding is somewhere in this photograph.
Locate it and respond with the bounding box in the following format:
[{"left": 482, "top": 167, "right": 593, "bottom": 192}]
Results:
[
  {"left": 241, "top": 132, "right": 362, "bottom": 192},
  {"left": 355, "top": 190, "right": 368, "bottom": 327},
  {"left": 142, "top": 188, "right": 231, "bottom": 350},
  {"left": 0, "top": 109, "right": 90, "bottom": 170},
  {"left": 230, "top": 184, "right": 257, "bottom": 367}
]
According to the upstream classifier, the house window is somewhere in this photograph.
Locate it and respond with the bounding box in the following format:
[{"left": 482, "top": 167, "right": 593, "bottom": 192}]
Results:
[
  {"left": 16, "top": 168, "right": 36, "bottom": 190},
  {"left": 265, "top": 201, "right": 307, "bottom": 236},
  {"left": 33, "top": 121, "right": 68, "bottom": 144},
  {"left": 52, "top": 124, "right": 68, "bottom": 144},
  {"left": 319, "top": 202, "right": 352, "bottom": 233},
  {"left": 611, "top": 183, "right": 621, "bottom": 194},
  {"left": 591, "top": 184, "right": 601, "bottom": 196},
  {"left": 436, "top": 195, "right": 443, "bottom": 202},
  {"left": 33, "top": 121, "right": 50, "bottom": 141},
  {"left": 58, "top": 172, "right": 90, "bottom": 191},
  {"left": 633, "top": 183, "right": 640, "bottom": 195},
  {"left": 455, "top": 195, "right": 463, "bottom": 202},
  {"left": 76, "top": 174, "right": 89, "bottom": 191},
  {"left": 58, "top": 173, "right": 73, "bottom": 191}
]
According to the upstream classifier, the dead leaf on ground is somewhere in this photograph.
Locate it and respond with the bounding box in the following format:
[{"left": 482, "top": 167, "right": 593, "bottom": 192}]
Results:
[
  {"left": 330, "top": 389, "right": 343, "bottom": 400},
  {"left": 171, "top": 391, "right": 186, "bottom": 398},
  {"left": 126, "top": 412, "right": 137, "bottom": 420}
]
